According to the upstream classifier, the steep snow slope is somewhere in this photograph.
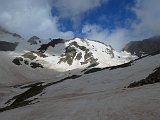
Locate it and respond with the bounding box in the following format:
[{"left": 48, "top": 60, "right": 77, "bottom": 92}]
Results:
[
  {"left": 0, "top": 30, "right": 136, "bottom": 87},
  {"left": 0, "top": 29, "right": 136, "bottom": 72},
  {"left": 0, "top": 52, "right": 68, "bottom": 86},
  {"left": 1, "top": 28, "right": 160, "bottom": 119},
  {"left": 0, "top": 52, "right": 160, "bottom": 120},
  {"left": 0, "top": 30, "right": 137, "bottom": 89},
  {"left": 12, "top": 37, "right": 135, "bottom": 71}
]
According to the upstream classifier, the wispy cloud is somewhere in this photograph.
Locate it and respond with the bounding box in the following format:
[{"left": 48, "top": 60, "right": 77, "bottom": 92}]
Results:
[
  {"left": 0, "top": 0, "right": 159, "bottom": 50},
  {"left": 0, "top": 0, "right": 109, "bottom": 39},
  {"left": 82, "top": 24, "right": 132, "bottom": 50},
  {"left": 52, "top": 0, "right": 109, "bottom": 28},
  {"left": 0, "top": 0, "right": 74, "bottom": 39},
  {"left": 52, "top": 0, "right": 108, "bottom": 18},
  {"left": 133, "top": 0, "right": 160, "bottom": 36},
  {"left": 82, "top": 0, "right": 160, "bottom": 50}
]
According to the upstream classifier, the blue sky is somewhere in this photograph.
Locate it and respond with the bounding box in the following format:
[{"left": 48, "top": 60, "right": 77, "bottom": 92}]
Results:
[
  {"left": 56, "top": 0, "right": 136, "bottom": 35},
  {"left": 0, "top": 0, "right": 160, "bottom": 50}
]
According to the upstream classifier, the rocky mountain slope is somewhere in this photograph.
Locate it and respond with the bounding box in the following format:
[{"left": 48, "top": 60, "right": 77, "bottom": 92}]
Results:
[
  {"left": 0, "top": 42, "right": 160, "bottom": 120},
  {"left": 122, "top": 36, "right": 160, "bottom": 57},
  {"left": 0, "top": 29, "right": 135, "bottom": 72},
  {"left": 0, "top": 28, "right": 160, "bottom": 120}
]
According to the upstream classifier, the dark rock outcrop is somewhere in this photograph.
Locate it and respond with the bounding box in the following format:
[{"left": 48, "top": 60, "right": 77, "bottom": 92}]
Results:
[
  {"left": 12, "top": 57, "right": 23, "bottom": 65},
  {"left": 58, "top": 41, "right": 98, "bottom": 66},
  {"left": 12, "top": 57, "right": 44, "bottom": 69},
  {"left": 122, "top": 36, "right": 160, "bottom": 57},
  {"left": 38, "top": 39, "right": 65, "bottom": 52},
  {"left": 0, "top": 41, "right": 18, "bottom": 51},
  {"left": 30, "top": 62, "right": 44, "bottom": 68},
  {"left": 127, "top": 66, "right": 160, "bottom": 88},
  {"left": 12, "top": 33, "right": 22, "bottom": 38},
  {"left": 0, "top": 74, "right": 81, "bottom": 112},
  {"left": 27, "top": 36, "right": 41, "bottom": 45}
]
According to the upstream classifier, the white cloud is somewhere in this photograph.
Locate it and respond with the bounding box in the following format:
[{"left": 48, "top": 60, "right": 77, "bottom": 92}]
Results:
[
  {"left": 0, "top": 0, "right": 74, "bottom": 39},
  {"left": 0, "top": 0, "right": 159, "bottom": 51},
  {"left": 52, "top": 0, "right": 108, "bottom": 26},
  {"left": 82, "top": 24, "right": 133, "bottom": 50},
  {"left": 82, "top": 0, "right": 160, "bottom": 50},
  {"left": 133, "top": 0, "right": 160, "bottom": 36},
  {"left": 0, "top": 0, "right": 109, "bottom": 39},
  {"left": 53, "top": 0, "right": 108, "bottom": 17},
  {"left": 82, "top": 24, "right": 109, "bottom": 41}
]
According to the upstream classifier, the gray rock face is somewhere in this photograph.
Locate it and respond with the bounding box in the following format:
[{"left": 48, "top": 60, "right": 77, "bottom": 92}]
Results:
[
  {"left": 38, "top": 38, "right": 65, "bottom": 52},
  {"left": 12, "top": 33, "right": 22, "bottom": 38},
  {"left": 0, "top": 41, "right": 18, "bottom": 51},
  {"left": 27, "top": 36, "right": 41, "bottom": 45},
  {"left": 122, "top": 36, "right": 160, "bottom": 57},
  {"left": 58, "top": 41, "right": 98, "bottom": 66},
  {"left": 127, "top": 66, "right": 160, "bottom": 88}
]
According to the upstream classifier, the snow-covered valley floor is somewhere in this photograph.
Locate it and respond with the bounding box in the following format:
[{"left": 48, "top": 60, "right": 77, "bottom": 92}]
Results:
[{"left": 0, "top": 53, "right": 160, "bottom": 120}]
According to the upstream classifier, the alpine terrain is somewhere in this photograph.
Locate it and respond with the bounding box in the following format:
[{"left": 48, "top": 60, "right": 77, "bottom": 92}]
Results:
[{"left": 0, "top": 28, "right": 160, "bottom": 120}]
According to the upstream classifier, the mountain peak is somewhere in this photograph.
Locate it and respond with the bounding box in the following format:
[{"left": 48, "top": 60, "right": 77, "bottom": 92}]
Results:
[
  {"left": 27, "top": 36, "right": 41, "bottom": 45},
  {"left": 10, "top": 37, "right": 135, "bottom": 71},
  {"left": 0, "top": 31, "right": 135, "bottom": 71}
]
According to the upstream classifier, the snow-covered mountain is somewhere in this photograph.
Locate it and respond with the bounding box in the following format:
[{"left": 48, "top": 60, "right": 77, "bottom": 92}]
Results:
[
  {"left": 0, "top": 41, "right": 160, "bottom": 120},
  {"left": 1, "top": 28, "right": 160, "bottom": 120},
  {"left": 0, "top": 29, "right": 135, "bottom": 72}
]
